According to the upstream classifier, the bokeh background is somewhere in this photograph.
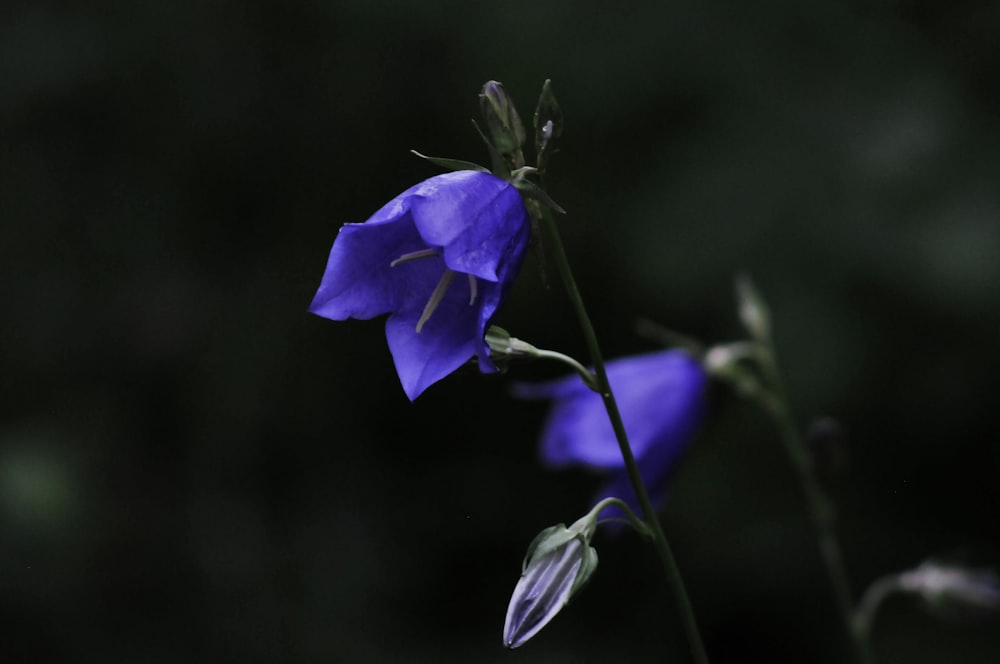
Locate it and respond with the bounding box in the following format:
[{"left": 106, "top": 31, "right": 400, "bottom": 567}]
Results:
[{"left": 3, "top": 1, "right": 999, "bottom": 662}]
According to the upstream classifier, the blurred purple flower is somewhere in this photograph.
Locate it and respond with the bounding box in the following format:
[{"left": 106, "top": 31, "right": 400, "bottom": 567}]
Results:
[
  {"left": 309, "top": 171, "right": 530, "bottom": 400},
  {"left": 519, "top": 349, "right": 707, "bottom": 518}
]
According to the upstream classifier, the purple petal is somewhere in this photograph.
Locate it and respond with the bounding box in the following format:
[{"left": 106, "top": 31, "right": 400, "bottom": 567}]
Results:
[
  {"left": 309, "top": 172, "right": 530, "bottom": 399},
  {"left": 408, "top": 171, "right": 529, "bottom": 282},
  {"left": 384, "top": 270, "right": 485, "bottom": 401},
  {"left": 309, "top": 214, "right": 431, "bottom": 321},
  {"left": 537, "top": 350, "right": 706, "bottom": 469},
  {"left": 471, "top": 244, "right": 529, "bottom": 374}
]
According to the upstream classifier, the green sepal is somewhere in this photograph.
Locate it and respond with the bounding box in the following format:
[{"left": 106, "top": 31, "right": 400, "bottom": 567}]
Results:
[
  {"left": 514, "top": 179, "right": 566, "bottom": 214},
  {"left": 471, "top": 119, "right": 510, "bottom": 180},
  {"left": 571, "top": 545, "right": 599, "bottom": 596},
  {"left": 410, "top": 150, "right": 489, "bottom": 173},
  {"left": 521, "top": 524, "right": 572, "bottom": 572}
]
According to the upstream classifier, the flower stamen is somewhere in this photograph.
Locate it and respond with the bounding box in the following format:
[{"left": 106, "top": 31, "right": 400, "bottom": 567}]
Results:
[
  {"left": 468, "top": 274, "right": 478, "bottom": 305},
  {"left": 390, "top": 248, "right": 439, "bottom": 268},
  {"left": 416, "top": 269, "right": 456, "bottom": 333}
]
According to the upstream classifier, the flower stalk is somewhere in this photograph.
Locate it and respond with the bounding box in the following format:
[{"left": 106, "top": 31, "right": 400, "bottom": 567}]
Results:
[
  {"left": 485, "top": 326, "right": 599, "bottom": 391},
  {"left": 736, "top": 278, "right": 875, "bottom": 664},
  {"left": 534, "top": 200, "right": 710, "bottom": 664},
  {"left": 856, "top": 560, "right": 1000, "bottom": 639},
  {"left": 757, "top": 371, "right": 874, "bottom": 664}
]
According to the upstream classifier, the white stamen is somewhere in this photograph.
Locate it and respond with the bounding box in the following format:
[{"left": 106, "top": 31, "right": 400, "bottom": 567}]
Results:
[
  {"left": 468, "top": 275, "right": 478, "bottom": 305},
  {"left": 416, "top": 269, "right": 456, "bottom": 333},
  {"left": 390, "top": 248, "right": 439, "bottom": 268}
]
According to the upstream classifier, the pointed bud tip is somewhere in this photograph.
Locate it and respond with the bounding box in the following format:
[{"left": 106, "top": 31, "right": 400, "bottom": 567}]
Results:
[
  {"left": 735, "top": 273, "right": 771, "bottom": 340},
  {"left": 534, "top": 78, "right": 564, "bottom": 154},
  {"left": 479, "top": 80, "right": 526, "bottom": 155}
]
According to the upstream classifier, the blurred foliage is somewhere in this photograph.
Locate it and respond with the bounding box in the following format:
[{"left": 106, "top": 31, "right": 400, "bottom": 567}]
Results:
[{"left": 2, "top": 0, "right": 999, "bottom": 662}]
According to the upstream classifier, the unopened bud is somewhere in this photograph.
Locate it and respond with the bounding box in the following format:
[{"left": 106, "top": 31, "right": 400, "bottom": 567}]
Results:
[
  {"left": 735, "top": 274, "right": 771, "bottom": 341},
  {"left": 502, "top": 514, "right": 599, "bottom": 648},
  {"left": 899, "top": 561, "right": 1000, "bottom": 617},
  {"left": 533, "top": 79, "right": 564, "bottom": 156},
  {"left": 485, "top": 325, "right": 539, "bottom": 359},
  {"left": 704, "top": 341, "right": 763, "bottom": 398},
  {"left": 479, "top": 80, "right": 526, "bottom": 156}
]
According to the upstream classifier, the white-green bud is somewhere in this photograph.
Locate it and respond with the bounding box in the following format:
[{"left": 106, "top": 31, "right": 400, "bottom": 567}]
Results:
[{"left": 502, "top": 514, "right": 599, "bottom": 648}]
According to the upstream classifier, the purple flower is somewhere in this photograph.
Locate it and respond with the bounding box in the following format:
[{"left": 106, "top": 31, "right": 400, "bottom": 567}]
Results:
[
  {"left": 309, "top": 171, "right": 530, "bottom": 400},
  {"left": 520, "top": 349, "right": 707, "bottom": 518}
]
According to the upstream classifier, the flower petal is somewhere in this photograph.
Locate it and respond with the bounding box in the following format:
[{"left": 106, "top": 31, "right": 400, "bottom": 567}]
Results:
[
  {"left": 470, "top": 247, "right": 528, "bottom": 374},
  {"left": 309, "top": 171, "right": 531, "bottom": 399},
  {"left": 309, "top": 214, "right": 433, "bottom": 320},
  {"left": 384, "top": 272, "right": 485, "bottom": 400},
  {"left": 536, "top": 350, "right": 706, "bottom": 469},
  {"left": 408, "top": 171, "right": 529, "bottom": 282}
]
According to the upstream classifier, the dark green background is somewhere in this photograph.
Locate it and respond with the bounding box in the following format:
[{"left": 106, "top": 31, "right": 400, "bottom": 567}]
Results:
[{"left": 3, "top": 1, "right": 999, "bottom": 661}]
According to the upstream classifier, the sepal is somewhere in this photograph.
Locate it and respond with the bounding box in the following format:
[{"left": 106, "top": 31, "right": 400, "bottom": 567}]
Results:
[
  {"left": 513, "top": 177, "right": 566, "bottom": 214},
  {"left": 409, "top": 150, "right": 489, "bottom": 173}
]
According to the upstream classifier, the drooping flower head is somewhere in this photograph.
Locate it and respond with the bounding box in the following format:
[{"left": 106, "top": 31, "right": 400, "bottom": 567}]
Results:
[
  {"left": 519, "top": 349, "right": 707, "bottom": 518},
  {"left": 310, "top": 170, "right": 530, "bottom": 400}
]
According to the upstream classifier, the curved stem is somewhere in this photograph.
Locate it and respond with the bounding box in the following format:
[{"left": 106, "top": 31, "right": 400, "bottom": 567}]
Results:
[
  {"left": 588, "top": 497, "right": 653, "bottom": 538},
  {"left": 755, "top": 345, "right": 875, "bottom": 664},
  {"left": 532, "top": 349, "right": 599, "bottom": 391},
  {"left": 535, "top": 203, "right": 710, "bottom": 664},
  {"left": 855, "top": 574, "right": 902, "bottom": 640}
]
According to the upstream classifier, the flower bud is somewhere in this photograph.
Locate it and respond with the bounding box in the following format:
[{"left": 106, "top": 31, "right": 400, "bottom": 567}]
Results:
[
  {"left": 485, "top": 325, "right": 539, "bottom": 374},
  {"left": 899, "top": 561, "right": 1000, "bottom": 617},
  {"left": 485, "top": 325, "right": 538, "bottom": 360},
  {"left": 503, "top": 516, "right": 599, "bottom": 648},
  {"left": 479, "top": 80, "right": 526, "bottom": 156},
  {"left": 704, "top": 341, "right": 763, "bottom": 398},
  {"left": 735, "top": 273, "right": 771, "bottom": 341},
  {"left": 533, "top": 79, "right": 563, "bottom": 156},
  {"left": 858, "top": 559, "right": 1000, "bottom": 636}
]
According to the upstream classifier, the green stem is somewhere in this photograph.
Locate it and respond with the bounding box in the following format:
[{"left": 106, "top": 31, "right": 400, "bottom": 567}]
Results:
[
  {"left": 536, "top": 204, "right": 710, "bottom": 664},
  {"left": 532, "top": 349, "right": 598, "bottom": 391},
  {"left": 755, "top": 346, "right": 875, "bottom": 664},
  {"left": 855, "top": 573, "right": 902, "bottom": 640},
  {"left": 586, "top": 497, "right": 652, "bottom": 538}
]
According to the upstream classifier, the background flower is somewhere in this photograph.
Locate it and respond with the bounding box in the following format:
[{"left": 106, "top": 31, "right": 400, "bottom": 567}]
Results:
[
  {"left": 520, "top": 349, "right": 707, "bottom": 518},
  {"left": 309, "top": 170, "right": 530, "bottom": 400}
]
